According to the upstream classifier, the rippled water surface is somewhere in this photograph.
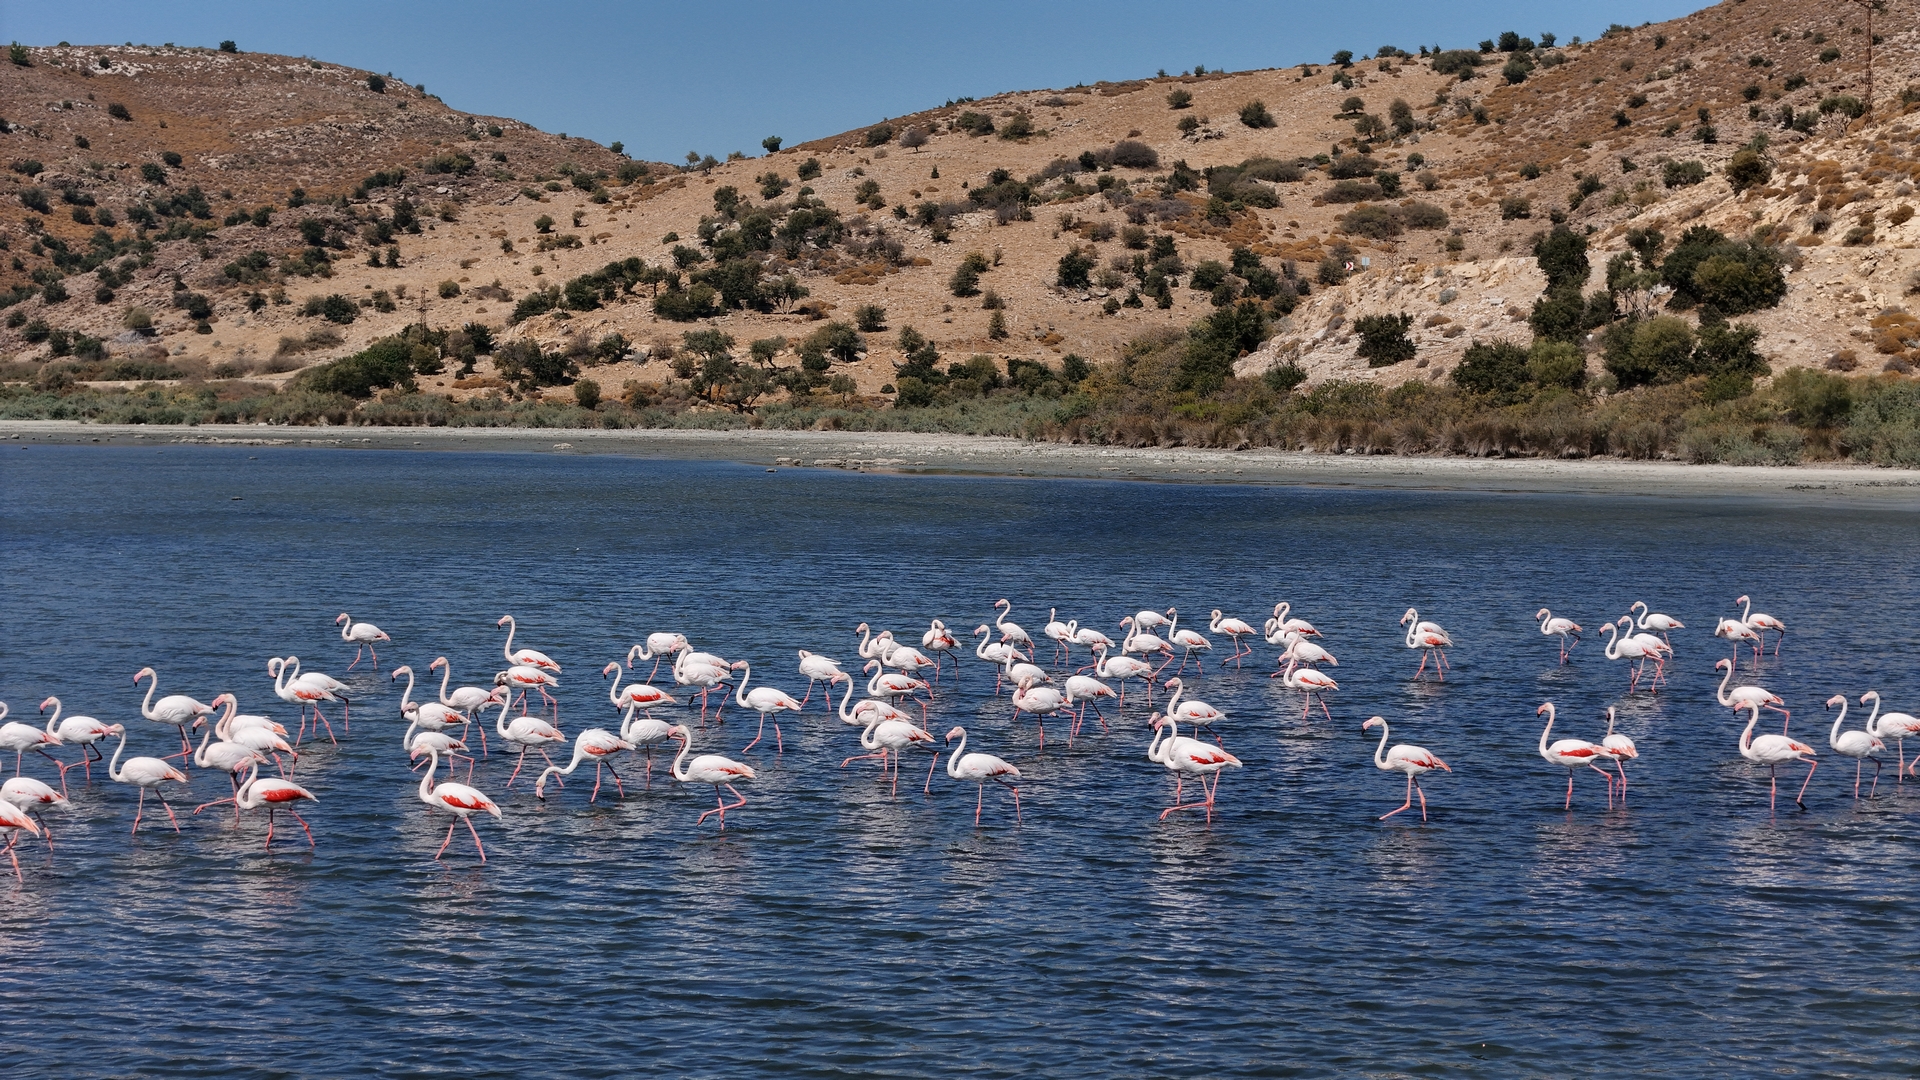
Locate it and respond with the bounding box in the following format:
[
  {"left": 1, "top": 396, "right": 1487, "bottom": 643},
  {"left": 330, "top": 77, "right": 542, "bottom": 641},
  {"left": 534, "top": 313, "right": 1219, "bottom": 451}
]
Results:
[{"left": 3, "top": 444, "right": 1918, "bottom": 1077}]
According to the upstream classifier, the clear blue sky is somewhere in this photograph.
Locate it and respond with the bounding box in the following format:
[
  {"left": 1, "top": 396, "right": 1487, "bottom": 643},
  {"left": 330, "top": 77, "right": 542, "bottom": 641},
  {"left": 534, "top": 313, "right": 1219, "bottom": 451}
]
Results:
[{"left": 6, "top": 0, "right": 1701, "bottom": 163}]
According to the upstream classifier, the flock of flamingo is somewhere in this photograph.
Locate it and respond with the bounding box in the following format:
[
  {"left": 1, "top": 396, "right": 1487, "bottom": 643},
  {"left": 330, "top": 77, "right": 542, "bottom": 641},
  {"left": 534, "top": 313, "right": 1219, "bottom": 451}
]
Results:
[{"left": 0, "top": 594, "right": 1914, "bottom": 878}]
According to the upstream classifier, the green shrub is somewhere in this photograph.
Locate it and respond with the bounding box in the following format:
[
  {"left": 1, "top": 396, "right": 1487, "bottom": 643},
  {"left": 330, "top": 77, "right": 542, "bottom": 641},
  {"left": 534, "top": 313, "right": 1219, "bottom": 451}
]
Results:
[
  {"left": 1662, "top": 159, "right": 1707, "bottom": 188},
  {"left": 298, "top": 338, "right": 415, "bottom": 398},
  {"left": 1725, "top": 148, "right": 1771, "bottom": 193},
  {"left": 1175, "top": 300, "right": 1270, "bottom": 393},
  {"left": 999, "top": 113, "right": 1034, "bottom": 140},
  {"left": 1239, "top": 101, "right": 1277, "bottom": 128},
  {"left": 797, "top": 158, "right": 822, "bottom": 181},
  {"left": 9, "top": 42, "right": 29, "bottom": 66},
  {"left": 573, "top": 378, "right": 602, "bottom": 410},
  {"left": 1354, "top": 313, "right": 1415, "bottom": 366},
  {"left": 300, "top": 293, "right": 359, "bottom": 324},
  {"left": 1057, "top": 248, "right": 1095, "bottom": 289},
  {"left": 438, "top": 280, "right": 461, "bottom": 299},
  {"left": 1325, "top": 180, "right": 1385, "bottom": 203},
  {"left": 1500, "top": 196, "right": 1531, "bottom": 219},
  {"left": 1533, "top": 226, "right": 1589, "bottom": 291},
  {"left": 367, "top": 74, "right": 386, "bottom": 93},
  {"left": 19, "top": 187, "right": 49, "bottom": 213},
  {"left": 107, "top": 102, "right": 131, "bottom": 121},
  {"left": 865, "top": 124, "right": 894, "bottom": 146},
  {"left": 949, "top": 262, "right": 981, "bottom": 297},
  {"left": 1404, "top": 201, "right": 1449, "bottom": 229},
  {"left": 1602, "top": 316, "right": 1693, "bottom": 388},
  {"left": 854, "top": 304, "right": 887, "bottom": 332},
  {"left": 1526, "top": 339, "right": 1585, "bottom": 388},
  {"left": 1167, "top": 88, "right": 1193, "bottom": 109},
  {"left": 1452, "top": 339, "right": 1530, "bottom": 399},
  {"left": 1341, "top": 204, "right": 1404, "bottom": 238}
]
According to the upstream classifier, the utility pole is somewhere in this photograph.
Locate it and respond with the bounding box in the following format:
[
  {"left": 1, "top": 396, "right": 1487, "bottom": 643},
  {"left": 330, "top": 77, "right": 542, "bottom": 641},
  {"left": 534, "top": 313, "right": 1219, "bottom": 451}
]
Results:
[{"left": 1843, "top": 0, "right": 1887, "bottom": 117}]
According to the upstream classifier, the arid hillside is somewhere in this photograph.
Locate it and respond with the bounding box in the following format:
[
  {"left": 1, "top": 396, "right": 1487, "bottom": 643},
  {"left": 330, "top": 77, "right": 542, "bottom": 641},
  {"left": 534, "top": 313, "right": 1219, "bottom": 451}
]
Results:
[{"left": 2, "top": 1, "right": 1919, "bottom": 422}]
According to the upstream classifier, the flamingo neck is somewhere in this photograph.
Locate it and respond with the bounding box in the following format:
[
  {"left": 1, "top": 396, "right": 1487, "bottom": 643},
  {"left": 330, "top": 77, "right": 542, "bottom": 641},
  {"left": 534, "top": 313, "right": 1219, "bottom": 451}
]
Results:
[
  {"left": 419, "top": 749, "right": 439, "bottom": 802},
  {"left": 1147, "top": 721, "right": 1167, "bottom": 763},
  {"left": 946, "top": 730, "right": 967, "bottom": 777},
  {"left": 495, "top": 699, "right": 513, "bottom": 739},
  {"left": 837, "top": 678, "right": 857, "bottom": 724},
  {"left": 860, "top": 715, "right": 884, "bottom": 750},
  {"left": 734, "top": 663, "right": 753, "bottom": 707},
  {"left": 1828, "top": 701, "right": 1848, "bottom": 746},
  {"left": 403, "top": 718, "right": 419, "bottom": 753},
  {"left": 1739, "top": 597, "right": 1752, "bottom": 622},
  {"left": 437, "top": 661, "right": 456, "bottom": 705},
  {"left": 670, "top": 733, "right": 693, "bottom": 782},
  {"left": 1716, "top": 660, "right": 1735, "bottom": 705},
  {"left": 1164, "top": 680, "right": 1182, "bottom": 715},
  {"left": 1601, "top": 623, "right": 1620, "bottom": 660},
  {"left": 108, "top": 726, "right": 130, "bottom": 781},
  {"left": 1372, "top": 722, "right": 1391, "bottom": 769},
  {"left": 340, "top": 616, "right": 353, "bottom": 642},
  {"left": 397, "top": 668, "right": 416, "bottom": 711},
  {"left": 1739, "top": 705, "right": 1759, "bottom": 757},
  {"left": 501, "top": 618, "right": 518, "bottom": 661},
  {"left": 138, "top": 671, "right": 160, "bottom": 719},
  {"left": 234, "top": 762, "right": 262, "bottom": 807},
  {"left": 1539, "top": 611, "right": 1552, "bottom": 634},
  {"left": 1538, "top": 707, "right": 1555, "bottom": 755},
  {"left": 194, "top": 719, "right": 216, "bottom": 765},
  {"left": 41, "top": 699, "right": 61, "bottom": 734},
  {"left": 1860, "top": 694, "right": 1881, "bottom": 734},
  {"left": 607, "top": 664, "right": 625, "bottom": 706}
]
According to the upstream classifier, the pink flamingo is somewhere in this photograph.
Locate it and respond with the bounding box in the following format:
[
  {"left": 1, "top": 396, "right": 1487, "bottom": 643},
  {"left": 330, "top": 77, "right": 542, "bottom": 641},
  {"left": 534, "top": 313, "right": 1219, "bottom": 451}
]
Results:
[
  {"left": 1536, "top": 703, "right": 1610, "bottom": 810},
  {"left": 106, "top": 726, "right": 190, "bottom": 835},
  {"left": 406, "top": 726, "right": 475, "bottom": 783},
  {"left": 668, "top": 724, "right": 756, "bottom": 829},
  {"left": 1161, "top": 677, "right": 1225, "bottom": 744},
  {"left": 943, "top": 726, "right": 1021, "bottom": 825},
  {"left": 417, "top": 747, "right": 501, "bottom": 862},
  {"left": 1737, "top": 700, "right": 1816, "bottom": 810},
  {"left": 672, "top": 652, "right": 732, "bottom": 722},
  {"left": 864, "top": 659, "right": 929, "bottom": 720},
  {"left": 1714, "top": 618, "right": 1765, "bottom": 670},
  {"left": 731, "top": 660, "right": 803, "bottom": 754},
  {"left": 1275, "top": 659, "right": 1338, "bottom": 720},
  {"left": 1716, "top": 659, "right": 1789, "bottom": 733},
  {"left": 1209, "top": 610, "right": 1258, "bottom": 667},
  {"left": 605, "top": 661, "right": 679, "bottom": 715},
  {"left": 619, "top": 703, "right": 677, "bottom": 789},
  {"left": 497, "top": 664, "right": 560, "bottom": 716},
  {"left": 335, "top": 612, "right": 390, "bottom": 671},
  {"left": 432, "top": 657, "right": 497, "bottom": 753},
  {"left": 630, "top": 632, "right": 688, "bottom": 682},
  {"left": 1536, "top": 608, "right": 1582, "bottom": 664},
  {"left": 233, "top": 761, "right": 318, "bottom": 849},
  {"left": 1062, "top": 674, "right": 1117, "bottom": 741},
  {"left": 794, "top": 650, "right": 847, "bottom": 708},
  {"left": 1118, "top": 617, "right": 1176, "bottom": 679},
  {"left": 39, "top": 697, "right": 120, "bottom": 789},
  {"left": 395, "top": 666, "right": 475, "bottom": 750},
  {"left": 1265, "top": 602, "right": 1320, "bottom": 641},
  {"left": 993, "top": 599, "right": 1035, "bottom": 655},
  {"left": 1859, "top": 691, "right": 1920, "bottom": 782},
  {"left": 268, "top": 657, "right": 342, "bottom": 746},
  {"left": 1088, "top": 643, "right": 1156, "bottom": 706},
  {"left": 1401, "top": 608, "right": 1453, "bottom": 680},
  {"left": 213, "top": 698, "right": 296, "bottom": 779},
  {"left": 1163, "top": 612, "right": 1213, "bottom": 676},
  {"left": 498, "top": 614, "right": 561, "bottom": 672},
  {"left": 921, "top": 619, "right": 962, "bottom": 682},
  {"left": 534, "top": 727, "right": 636, "bottom": 802},
  {"left": 494, "top": 697, "right": 565, "bottom": 788},
  {"left": 189, "top": 706, "right": 268, "bottom": 819},
  {"left": 1599, "top": 621, "right": 1659, "bottom": 694},
  {"left": 1597, "top": 706, "right": 1639, "bottom": 799},
  {"left": 1276, "top": 632, "right": 1338, "bottom": 671},
  {"left": 1362, "top": 716, "right": 1450, "bottom": 821},
  {"left": 132, "top": 667, "right": 215, "bottom": 760},
  {"left": 1735, "top": 595, "right": 1786, "bottom": 655},
  {"left": 845, "top": 711, "right": 940, "bottom": 796},
  {"left": 1147, "top": 714, "right": 1242, "bottom": 822},
  {"left": 1, "top": 776, "right": 68, "bottom": 849},
  {"left": 1628, "top": 601, "right": 1683, "bottom": 647},
  {"left": 1043, "top": 608, "right": 1075, "bottom": 666},
  {"left": 1, "top": 703, "right": 64, "bottom": 777},
  {"left": 1010, "top": 677, "right": 1068, "bottom": 749},
  {"left": 0, "top": 800, "right": 42, "bottom": 882},
  {"left": 1826, "top": 695, "right": 1885, "bottom": 799}
]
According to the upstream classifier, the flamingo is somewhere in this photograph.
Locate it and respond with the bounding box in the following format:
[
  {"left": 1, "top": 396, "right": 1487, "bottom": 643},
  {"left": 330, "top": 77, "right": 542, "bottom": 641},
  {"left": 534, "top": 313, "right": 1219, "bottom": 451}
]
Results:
[
  {"left": 1208, "top": 609, "right": 1257, "bottom": 667},
  {"left": 1129, "top": 607, "right": 1175, "bottom": 632},
  {"left": 335, "top": 611, "right": 390, "bottom": 671},
  {"left": 268, "top": 657, "right": 341, "bottom": 746},
  {"left": 672, "top": 651, "right": 732, "bottom": 721},
  {"left": 1599, "top": 621, "right": 1659, "bottom": 694},
  {"left": 1118, "top": 616, "right": 1174, "bottom": 678},
  {"left": 630, "top": 632, "right": 688, "bottom": 682},
  {"left": 1625, "top": 622, "right": 1673, "bottom": 687},
  {"left": 1, "top": 702, "right": 64, "bottom": 777},
  {"left": 605, "top": 661, "right": 678, "bottom": 715},
  {"left": 405, "top": 726, "right": 474, "bottom": 783},
  {"left": 1628, "top": 601, "right": 1683, "bottom": 647},
  {"left": 1, "top": 776, "right": 68, "bottom": 849},
  {"left": 1043, "top": 608, "right": 1074, "bottom": 666},
  {"left": 854, "top": 622, "right": 892, "bottom": 662},
  {"left": 1734, "top": 595, "right": 1786, "bottom": 656},
  {"left": 668, "top": 724, "right": 756, "bottom": 829},
  {"left": 1361, "top": 716, "right": 1450, "bottom": 821},
  {"left": 1714, "top": 617, "right": 1765, "bottom": 670},
  {"left": 1276, "top": 660, "right": 1338, "bottom": 721},
  {"left": 0, "top": 800, "right": 42, "bottom": 882},
  {"left": 1163, "top": 612, "right": 1213, "bottom": 676},
  {"left": 1161, "top": 677, "right": 1225, "bottom": 743},
  {"left": 1536, "top": 703, "right": 1610, "bottom": 810},
  {"left": 534, "top": 727, "right": 636, "bottom": 802},
  {"left": 1859, "top": 691, "right": 1920, "bottom": 782},
  {"left": 494, "top": 696, "right": 566, "bottom": 788},
  {"left": 883, "top": 642, "right": 940, "bottom": 686},
  {"left": 417, "top": 747, "right": 501, "bottom": 862},
  {"left": 1062, "top": 674, "right": 1117, "bottom": 741},
  {"left": 39, "top": 697, "right": 120, "bottom": 788},
  {"left": 1147, "top": 714, "right": 1241, "bottom": 822},
  {"left": 215, "top": 701, "right": 297, "bottom": 779},
  {"left": 973, "top": 624, "right": 1026, "bottom": 690},
  {"left": 498, "top": 614, "right": 561, "bottom": 672},
  {"left": 1010, "top": 677, "right": 1069, "bottom": 748},
  {"left": 232, "top": 761, "right": 318, "bottom": 850},
  {"left": 1276, "top": 632, "right": 1338, "bottom": 671},
  {"left": 1716, "top": 659, "right": 1789, "bottom": 733},
  {"left": 921, "top": 619, "right": 961, "bottom": 681},
  {"left": 993, "top": 599, "right": 1034, "bottom": 654},
  {"left": 864, "top": 659, "right": 929, "bottom": 719},
  {"left": 189, "top": 704, "right": 268, "bottom": 818},
  {"left": 1826, "top": 695, "right": 1885, "bottom": 799},
  {"left": 1598, "top": 706, "right": 1639, "bottom": 799},
  {"left": 395, "top": 666, "right": 473, "bottom": 743},
  {"left": 845, "top": 711, "right": 940, "bottom": 795},
  {"left": 794, "top": 650, "right": 847, "bottom": 709},
  {"left": 278, "top": 655, "right": 353, "bottom": 740},
  {"left": 834, "top": 673, "right": 915, "bottom": 733},
  {"left": 497, "top": 664, "right": 560, "bottom": 716},
  {"left": 1265, "top": 602, "right": 1320, "bottom": 640},
  {"left": 618, "top": 702, "right": 677, "bottom": 789},
  {"left": 132, "top": 667, "right": 215, "bottom": 760},
  {"left": 732, "top": 660, "right": 803, "bottom": 753},
  {"left": 1537, "top": 608, "right": 1582, "bottom": 664},
  {"left": 943, "top": 726, "right": 1021, "bottom": 825},
  {"left": 1089, "top": 643, "right": 1156, "bottom": 706},
  {"left": 432, "top": 656, "right": 497, "bottom": 715},
  {"left": 1070, "top": 622, "right": 1116, "bottom": 663},
  {"left": 1736, "top": 700, "right": 1817, "bottom": 810},
  {"left": 107, "top": 725, "right": 190, "bottom": 835},
  {"left": 1400, "top": 609, "right": 1453, "bottom": 681}
]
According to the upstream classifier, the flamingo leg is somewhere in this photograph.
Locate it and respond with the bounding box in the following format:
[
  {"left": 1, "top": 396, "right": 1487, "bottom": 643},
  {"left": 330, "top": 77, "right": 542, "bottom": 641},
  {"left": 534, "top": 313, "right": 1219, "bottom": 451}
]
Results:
[
  {"left": 841, "top": 751, "right": 888, "bottom": 768},
  {"left": 159, "top": 796, "right": 182, "bottom": 832},
  {"left": 607, "top": 762, "right": 625, "bottom": 799},
  {"left": 1795, "top": 759, "right": 1816, "bottom": 806},
  {"left": 696, "top": 783, "right": 747, "bottom": 828},
  {"left": 924, "top": 753, "right": 939, "bottom": 794},
  {"left": 506, "top": 748, "right": 529, "bottom": 787},
  {"left": 1381, "top": 773, "right": 1415, "bottom": 820},
  {"left": 1319, "top": 695, "right": 1333, "bottom": 723},
  {"left": 1414, "top": 652, "right": 1429, "bottom": 679},
  {"left": 1415, "top": 778, "right": 1428, "bottom": 822},
  {"left": 1769, "top": 706, "right": 1791, "bottom": 735},
  {"left": 348, "top": 646, "right": 364, "bottom": 671},
  {"left": 975, "top": 782, "right": 984, "bottom": 825},
  {"left": 1616, "top": 762, "right": 1629, "bottom": 801},
  {"left": 290, "top": 808, "right": 315, "bottom": 848},
  {"left": 1564, "top": 770, "right": 1574, "bottom": 810},
  {"left": 3, "top": 834, "right": 19, "bottom": 883},
  {"left": 436, "top": 818, "right": 458, "bottom": 859},
  {"left": 466, "top": 816, "right": 488, "bottom": 862},
  {"left": 1593, "top": 763, "right": 1615, "bottom": 809}
]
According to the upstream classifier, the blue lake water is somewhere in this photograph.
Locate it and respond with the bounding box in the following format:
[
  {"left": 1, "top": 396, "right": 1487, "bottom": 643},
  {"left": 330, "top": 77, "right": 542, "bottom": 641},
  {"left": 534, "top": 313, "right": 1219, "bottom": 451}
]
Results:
[{"left": 1, "top": 442, "right": 1917, "bottom": 1077}]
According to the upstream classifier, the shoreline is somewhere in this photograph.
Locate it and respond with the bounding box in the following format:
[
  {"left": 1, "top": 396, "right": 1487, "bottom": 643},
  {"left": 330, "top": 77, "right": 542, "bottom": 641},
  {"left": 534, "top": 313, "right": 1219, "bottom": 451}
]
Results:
[{"left": 6, "top": 420, "right": 1920, "bottom": 503}]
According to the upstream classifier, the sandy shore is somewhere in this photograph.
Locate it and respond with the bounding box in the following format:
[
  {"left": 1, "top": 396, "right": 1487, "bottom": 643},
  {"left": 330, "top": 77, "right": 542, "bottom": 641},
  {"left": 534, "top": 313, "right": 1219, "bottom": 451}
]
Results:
[{"left": 6, "top": 420, "right": 1920, "bottom": 503}]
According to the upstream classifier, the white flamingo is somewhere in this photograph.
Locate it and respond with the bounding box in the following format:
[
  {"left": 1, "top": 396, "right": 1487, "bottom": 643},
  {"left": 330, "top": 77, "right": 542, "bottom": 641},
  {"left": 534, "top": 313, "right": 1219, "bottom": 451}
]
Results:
[
  {"left": 335, "top": 611, "right": 390, "bottom": 671},
  {"left": 498, "top": 614, "right": 561, "bottom": 672},
  {"left": 1826, "top": 695, "right": 1885, "bottom": 799},
  {"left": 1400, "top": 609, "right": 1452, "bottom": 681},
  {"left": 1536, "top": 608, "right": 1582, "bottom": 664},
  {"left": 732, "top": 659, "right": 803, "bottom": 754},
  {"left": 1737, "top": 700, "right": 1816, "bottom": 811},
  {"left": 39, "top": 696, "right": 122, "bottom": 788},
  {"left": 107, "top": 725, "right": 190, "bottom": 835},
  {"left": 534, "top": 727, "right": 636, "bottom": 802},
  {"left": 943, "top": 726, "right": 1021, "bottom": 825},
  {"left": 1147, "top": 714, "right": 1241, "bottom": 822},
  {"left": 667, "top": 724, "right": 756, "bottom": 830},
  {"left": 1860, "top": 691, "right": 1920, "bottom": 782},
  {"left": 1208, "top": 609, "right": 1257, "bottom": 667},
  {"left": 1361, "top": 716, "right": 1450, "bottom": 821},
  {"left": 132, "top": 666, "right": 215, "bottom": 761}
]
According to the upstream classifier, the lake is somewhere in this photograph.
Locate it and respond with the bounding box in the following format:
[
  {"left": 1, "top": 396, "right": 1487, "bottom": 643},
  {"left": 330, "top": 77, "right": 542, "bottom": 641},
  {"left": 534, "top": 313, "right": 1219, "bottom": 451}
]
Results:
[{"left": 2, "top": 442, "right": 1916, "bottom": 1077}]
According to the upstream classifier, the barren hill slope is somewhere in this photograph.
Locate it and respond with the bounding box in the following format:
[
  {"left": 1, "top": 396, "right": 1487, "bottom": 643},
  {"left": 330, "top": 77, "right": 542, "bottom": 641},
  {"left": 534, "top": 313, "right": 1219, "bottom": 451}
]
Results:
[{"left": 3, "top": 1, "right": 1920, "bottom": 417}]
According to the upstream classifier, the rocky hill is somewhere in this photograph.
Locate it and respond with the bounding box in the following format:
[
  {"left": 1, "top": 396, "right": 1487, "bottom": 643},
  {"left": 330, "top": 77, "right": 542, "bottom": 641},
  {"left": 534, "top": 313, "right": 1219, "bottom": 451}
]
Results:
[{"left": 2, "top": 2, "right": 1918, "bottom": 426}]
